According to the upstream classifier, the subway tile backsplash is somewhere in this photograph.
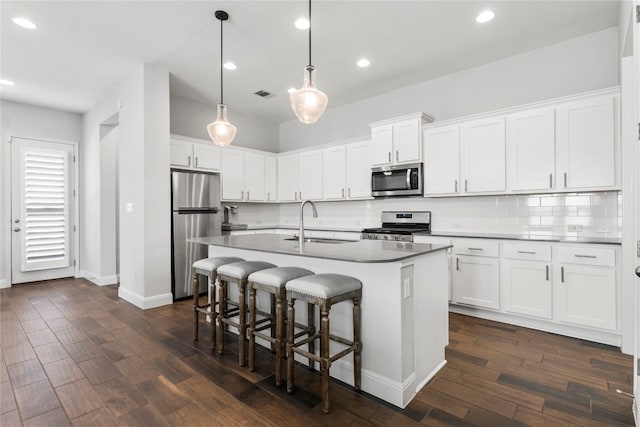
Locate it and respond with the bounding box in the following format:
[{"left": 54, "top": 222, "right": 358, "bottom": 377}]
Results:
[{"left": 277, "top": 192, "right": 621, "bottom": 238}]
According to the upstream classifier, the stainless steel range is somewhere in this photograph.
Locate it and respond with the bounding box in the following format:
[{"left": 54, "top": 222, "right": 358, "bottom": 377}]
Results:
[{"left": 362, "top": 211, "right": 431, "bottom": 242}]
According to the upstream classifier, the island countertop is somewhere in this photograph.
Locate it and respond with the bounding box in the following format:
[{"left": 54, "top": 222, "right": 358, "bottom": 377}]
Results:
[{"left": 190, "top": 234, "right": 450, "bottom": 263}]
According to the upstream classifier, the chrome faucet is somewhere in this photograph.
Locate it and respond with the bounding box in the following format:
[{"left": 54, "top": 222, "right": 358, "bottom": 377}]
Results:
[{"left": 299, "top": 199, "right": 318, "bottom": 245}]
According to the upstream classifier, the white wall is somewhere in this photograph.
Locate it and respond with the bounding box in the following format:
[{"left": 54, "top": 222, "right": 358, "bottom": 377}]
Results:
[
  {"left": 82, "top": 63, "right": 171, "bottom": 308},
  {"left": 0, "top": 100, "right": 83, "bottom": 288},
  {"left": 170, "top": 95, "right": 279, "bottom": 152},
  {"left": 279, "top": 27, "right": 620, "bottom": 151}
]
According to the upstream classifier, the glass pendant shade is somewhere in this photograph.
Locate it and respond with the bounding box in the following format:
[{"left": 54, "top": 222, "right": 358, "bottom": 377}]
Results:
[
  {"left": 207, "top": 104, "right": 237, "bottom": 146},
  {"left": 289, "top": 65, "right": 328, "bottom": 124}
]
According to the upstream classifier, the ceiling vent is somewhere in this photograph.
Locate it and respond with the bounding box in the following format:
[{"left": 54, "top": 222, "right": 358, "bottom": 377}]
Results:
[{"left": 254, "top": 90, "right": 275, "bottom": 99}]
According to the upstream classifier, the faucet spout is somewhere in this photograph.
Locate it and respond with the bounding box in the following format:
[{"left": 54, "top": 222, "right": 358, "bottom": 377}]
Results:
[{"left": 299, "top": 199, "right": 318, "bottom": 245}]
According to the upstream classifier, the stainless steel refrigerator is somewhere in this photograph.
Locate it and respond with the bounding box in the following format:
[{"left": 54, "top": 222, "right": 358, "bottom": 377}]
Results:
[{"left": 171, "top": 170, "right": 221, "bottom": 301}]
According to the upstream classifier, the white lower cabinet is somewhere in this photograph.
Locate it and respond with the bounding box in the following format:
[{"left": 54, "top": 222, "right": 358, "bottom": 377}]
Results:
[
  {"left": 555, "top": 263, "right": 616, "bottom": 331},
  {"left": 413, "top": 235, "right": 453, "bottom": 301},
  {"left": 453, "top": 254, "right": 499, "bottom": 310},
  {"left": 501, "top": 259, "right": 552, "bottom": 319}
]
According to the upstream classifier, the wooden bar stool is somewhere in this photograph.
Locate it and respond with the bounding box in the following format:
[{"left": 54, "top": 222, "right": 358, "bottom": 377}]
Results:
[
  {"left": 285, "top": 274, "right": 362, "bottom": 414},
  {"left": 217, "top": 261, "right": 276, "bottom": 366},
  {"left": 247, "top": 267, "right": 315, "bottom": 386},
  {"left": 191, "top": 257, "right": 244, "bottom": 349}
]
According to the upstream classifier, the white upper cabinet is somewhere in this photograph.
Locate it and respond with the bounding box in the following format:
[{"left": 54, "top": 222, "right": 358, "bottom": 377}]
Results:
[
  {"left": 170, "top": 136, "right": 221, "bottom": 171},
  {"left": 556, "top": 94, "right": 616, "bottom": 190},
  {"left": 322, "top": 146, "right": 347, "bottom": 200},
  {"left": 461, "top": 116, "right": 506, "bottom": 194},
  {"left": 346, "top": 140, "right": 372, "bottom": 198},
  {"left": 370, "top": 113, "right": 432, "bottom": 166},
  {"left": 277, "top": 153, "right": 300, "bottom": 202},
  {"left": 264, "top": 155, "right": 277, "bottom": 202},
  {"left": 424, "top": 125, "right": 460, "bottom": 195},
  {"left": 244, "top": 152, "right": 265, "bottom": 201},
  {"left": 299, "top": 150, "right": 323, "bottom": 200},
  {"left": 221, "top": 149, "right": 245, "bottom": 201},
  {"left": 506, "top": 107, "right": 555, "bottom": 192}
]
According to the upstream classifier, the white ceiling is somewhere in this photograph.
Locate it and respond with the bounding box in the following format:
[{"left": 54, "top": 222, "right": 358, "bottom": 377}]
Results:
[{"left": 1, "top": 1, "right": 621, "bottom": 125}]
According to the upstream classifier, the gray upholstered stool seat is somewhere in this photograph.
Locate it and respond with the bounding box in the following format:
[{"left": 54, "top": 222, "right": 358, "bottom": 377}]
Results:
[
  {"left": 286, "top": 273, "right": 363, "bottom": 414},
  {"left": 247, "top": 267, "right": 314, "bottom": 386},
  {"left": 191, "top": 256, "right": 244, "bottom": 349},
  {"left": 217, "top": 261, "right": 277, "bottom": 366}
]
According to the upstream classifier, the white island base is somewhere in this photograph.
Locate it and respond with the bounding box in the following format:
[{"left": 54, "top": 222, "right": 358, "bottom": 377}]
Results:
[{"left": 198, "top": 235, "right": 450, "bottom": 408}]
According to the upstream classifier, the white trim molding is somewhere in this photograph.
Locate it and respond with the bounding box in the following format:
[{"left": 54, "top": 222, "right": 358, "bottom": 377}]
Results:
[
  {"left": 0, "top": 279, "right": 8, "bottom": 289},
  {"left": 118, "top": 286, "right": 173, "bottom": 309},
  {"left": 77, "top": 270, "right": 118, "bottom": 286}
]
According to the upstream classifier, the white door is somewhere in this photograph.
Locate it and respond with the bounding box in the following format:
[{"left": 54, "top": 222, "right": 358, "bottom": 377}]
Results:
[
  {"left": 221, "top": 149, "right": 245, "bottom": 201},
  {"left": 453, "top": 255, "right": 500, "bottom": 310},
  {"left": 393, "top": 118, "right": 421, "bottom": 164},
  {"left": 424, "top": 125, "right": 460, "bottom": 195},
  {"left": 461, "top": 116, "right": 506, "bottom": 193},
  {"left": 346, "top": 141, "right": 372, "bottom": 198},
  {"left": 244, "top": 152, "right": 265, "bottom": 201},
  {"left": 500, "top": 259, "right": 552, "bottom": 319},
  {"left": 506, "top": 107, "right": 556, "bottom": 192},
  {"left": 322, "top": 146, "right": 346, "bottom": 200},
  {"left": 11, "top": 137, "right": 76, "bottom": 284}
]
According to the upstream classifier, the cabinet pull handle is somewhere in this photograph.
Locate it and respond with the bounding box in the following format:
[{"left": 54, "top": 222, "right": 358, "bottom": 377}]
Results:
[
  {"left": 348, "top": 188, "right": 351, "bottom": 197},
  {"left": 267, "top": 192, "right": 270, "bottom": 200},
  {"left": 187, "top": 155, "right": 191, "bottom": 166},
  {"left": 247, "top": 191, "right": 250, "bottom": 200},
  {"left": 241, "top": 190, "right": 244, "bottom": 200},
  {"left": 517, "top": 250, "right": 536, "bottom": 255},
  {"left": 561, "top": 266, "right": 564, "bottom": 283},
  {"left": 454, "top": 179, "right": 458, "bottom": 193},
  {"left": 388, "top": 152, "right": 391, "bottom": 162},
  {"left": 195, "top": 157, "right": 198, "bottom": 167},
  {"left": 563, "top": 172, "right": 567, "bottom": 187},
  {"left": 465, "top": 179, "right": 468, "bottom": 192},
  {"left": 549, "top": 173, "right": 553, "bottom": 188},
  {"left": 342, "top": 188, "right": 345, "bottom": 198},
  {"left": 456, "top": 257, "right": 459, "bottom": 271},
  {"left": 546, "top": 265, "right": 549, "bottom": 281},
  {"left": 395, "top": 150, "right": 399, "bottom": 161},
  {"left": 468, "top": 247, "right": 483, "bottom": 251},
  {"left": 574, "top": 254, "right": 597, "bottom": 259}
]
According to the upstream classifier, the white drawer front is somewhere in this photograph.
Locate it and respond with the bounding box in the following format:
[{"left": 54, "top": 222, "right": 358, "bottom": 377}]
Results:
[
  {"left": 501, "top": 242, "right": 552, "bottom": 262},
  {"left": 453, "top": 239, "right": 499, "bottom": 257},
  {"left": 556, "top": 245, "right": 615, "bottom": 267}
]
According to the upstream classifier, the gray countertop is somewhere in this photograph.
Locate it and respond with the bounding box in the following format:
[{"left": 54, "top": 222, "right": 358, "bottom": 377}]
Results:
[
  {"left": 190, "top": 234, "right": 450, "bottom": 263},
  {"left": 416, "top": 231, "right": 622, "bottom": 245}
]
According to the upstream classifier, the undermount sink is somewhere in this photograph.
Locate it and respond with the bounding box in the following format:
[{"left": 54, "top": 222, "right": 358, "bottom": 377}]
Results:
[{"left": 284, "top": 237, "right": 351, "bottom": 244}]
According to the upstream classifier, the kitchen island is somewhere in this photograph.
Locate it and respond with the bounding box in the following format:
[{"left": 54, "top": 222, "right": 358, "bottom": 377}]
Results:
[{"left": 190, "top": 234, "right": 450, "bottom": 408}]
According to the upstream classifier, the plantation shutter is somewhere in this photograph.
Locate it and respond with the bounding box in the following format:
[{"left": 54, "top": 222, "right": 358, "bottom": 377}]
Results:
[{"left": 21, "top": 148, "right": 70, "bottom": 271}]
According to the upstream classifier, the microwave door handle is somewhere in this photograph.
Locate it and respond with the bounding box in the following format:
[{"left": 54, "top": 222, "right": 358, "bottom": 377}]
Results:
[{"left": 406, "top": 168, "right": 411, "bottom": 190}]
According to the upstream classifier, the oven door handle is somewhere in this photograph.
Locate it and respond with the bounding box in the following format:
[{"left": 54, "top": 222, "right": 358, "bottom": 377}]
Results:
[{"left": 406, "top": 168, "right": 411, "bottom": 190}]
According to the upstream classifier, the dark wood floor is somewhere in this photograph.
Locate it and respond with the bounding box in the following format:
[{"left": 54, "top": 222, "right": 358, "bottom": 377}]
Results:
[{"left": 0, "top": 278, "right": 634, "bottom": 426}]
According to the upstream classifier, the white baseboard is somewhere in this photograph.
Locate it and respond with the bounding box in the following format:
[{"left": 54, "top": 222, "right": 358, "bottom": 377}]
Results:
[
  {"left": 118, "top": 286, "right": 173, "bottom": 310},
  {"left": 77, "top": 270, "right": 119, "bottom": 286},
  {"left": 0, "top": 279, "right": 8, "bottom": 289}
]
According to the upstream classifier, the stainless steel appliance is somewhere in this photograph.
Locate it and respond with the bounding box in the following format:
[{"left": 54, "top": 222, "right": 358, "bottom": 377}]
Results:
[
  {"left": 171, "top": 170, "right": 221, "bottom": 301},
  {"left": 371, "top": 163, "right": 423, "bottom": 197},
  {"left": 362, "top": 211, "right": 431, "bottom": 242}
]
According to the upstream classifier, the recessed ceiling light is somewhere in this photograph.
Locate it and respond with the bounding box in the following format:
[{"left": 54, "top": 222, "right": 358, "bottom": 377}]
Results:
[
  {"left": 223, "top": 62, "right": 237, "bottom": 71},
  {"left": 12, "top": 17, "right": 37, "bottom": 29},
  {"left": 0, "top": 79, "right": 15, "bottom": 86},
  {"left": 294, "top": 18, "right": 310, "bottom": 30},
  {"left": 287, "top": 87, "right": 296, "bottom": 94},
  {"left": 476, "top": 10, "right": 495, "bottom": 23},
  {"left": 357, "top": 58, "right": 370, "bottom": 68}
]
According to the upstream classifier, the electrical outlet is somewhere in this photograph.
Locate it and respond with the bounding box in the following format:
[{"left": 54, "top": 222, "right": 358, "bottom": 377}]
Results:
[
  {"left": 403, "top": 278, "right": 411, "bottom": 299},
  {"left": 567, "top": 225, "right": 582, "bottom": 232}
]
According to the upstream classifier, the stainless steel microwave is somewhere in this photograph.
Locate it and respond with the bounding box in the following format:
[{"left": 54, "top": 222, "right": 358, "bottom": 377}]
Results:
[{"left": 371, "top": 163, "right": 423, "bottom": 197}]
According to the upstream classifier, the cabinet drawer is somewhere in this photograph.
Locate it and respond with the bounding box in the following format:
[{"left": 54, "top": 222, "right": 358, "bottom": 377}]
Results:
[
  {"left": 501, "top": 242, "right": 551, "bottom": 262},
  {"left": 453, "top": 239, "right": 499, "bottom": 257},
  {"left": 556, "top": 246, "right": 615, "bottom": 267}
]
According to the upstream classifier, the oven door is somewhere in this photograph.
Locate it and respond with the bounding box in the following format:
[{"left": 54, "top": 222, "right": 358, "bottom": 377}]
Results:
[{"left": 371, "top": 164, "right": 422, "bottom": 197}]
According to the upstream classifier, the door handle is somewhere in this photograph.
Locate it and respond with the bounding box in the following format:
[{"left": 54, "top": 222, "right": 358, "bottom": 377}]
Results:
[{"left": 13, "top": 227, "right": 20, "bottom": 232}]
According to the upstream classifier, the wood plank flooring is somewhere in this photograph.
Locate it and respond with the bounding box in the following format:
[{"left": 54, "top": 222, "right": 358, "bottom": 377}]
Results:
[{"left": 0, "top": 278, "right": 634, "bottom": 426}]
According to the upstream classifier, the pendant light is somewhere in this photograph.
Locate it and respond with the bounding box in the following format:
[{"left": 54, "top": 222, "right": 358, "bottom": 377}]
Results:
[
  {"left": 289, "top": 0, "right": 328, "bottom": 124},
  {"left": 207, "top": 10, "right": 237, "bottom": 146}
]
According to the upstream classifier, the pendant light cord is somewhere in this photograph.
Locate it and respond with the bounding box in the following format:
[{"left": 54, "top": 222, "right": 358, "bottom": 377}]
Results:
[
  {"left": 308, "top": 0, "right": 312, "bottom": 67},
  {"left": 220, "top": 16, "right": 224, "bottom": 104}
]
